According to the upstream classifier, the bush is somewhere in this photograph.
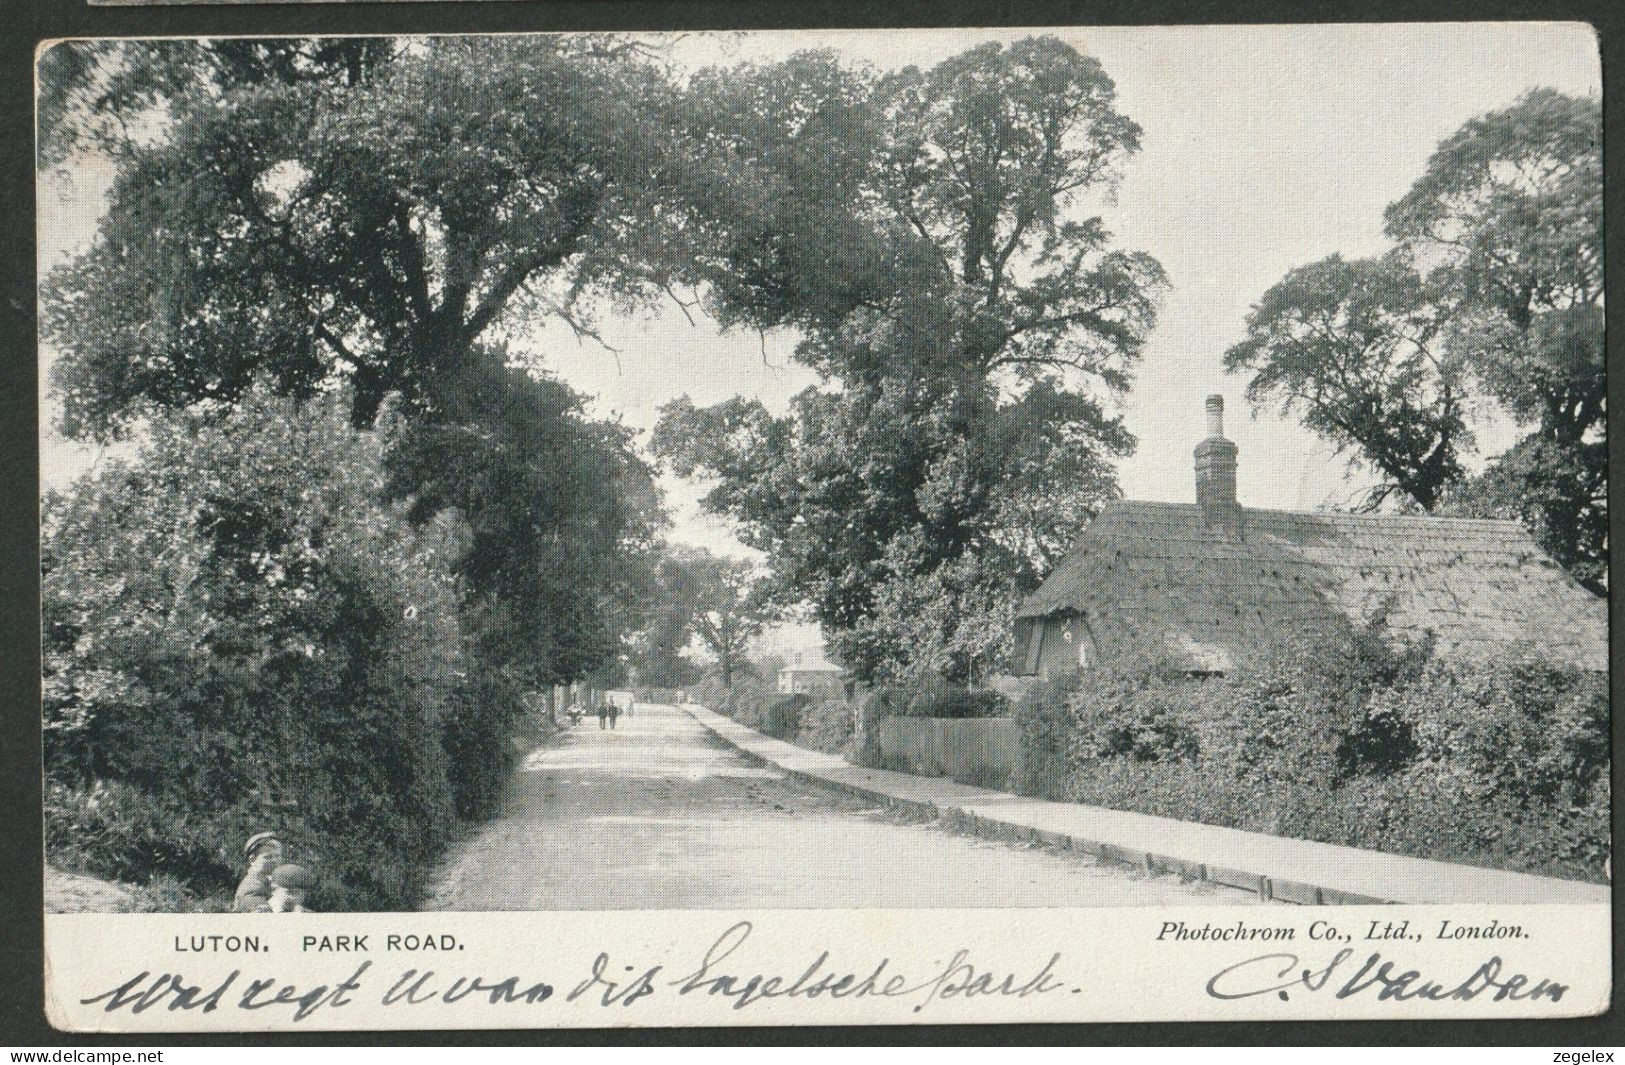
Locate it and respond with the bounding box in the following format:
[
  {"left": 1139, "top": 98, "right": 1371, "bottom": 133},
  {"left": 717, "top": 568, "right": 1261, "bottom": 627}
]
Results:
[
  {"left": 691, "top": 673, "right": 775, "bottom": 732},
  {"left": 891, "top": 680, "right": 1009, "bottom": 719},
  {"left": 697, "top": 673, "right": 996, "bottom": 763},
  {"left": 45, "top": 780, "right": 235, "bottom": 899},
  {"left": 440, "top": 663, "right": 528, "bottom": 821},
  {"left": 688, "top": 675, "right": 728, "bottom": 713},
  {"left": 42, "top": 389, "right": 490, "bottom": 910},
  {"left": 795, "top": 700, "right": 854, "bottom": 755},
  {"left": 1012, "top": 674, "right": 1080, "bottom": 797},
  {"left": 764, "top": 693, "right": 810, "bottom": 740},
  {"left": 693, "top": 673, "right": 855, "bottom": 755},
  {"left": 1012, "top": 621, "right": 1608, "bottom": 881}
]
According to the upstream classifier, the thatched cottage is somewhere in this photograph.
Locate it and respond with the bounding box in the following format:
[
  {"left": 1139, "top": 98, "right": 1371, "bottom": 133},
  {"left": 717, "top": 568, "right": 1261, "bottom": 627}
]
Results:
[{"left": 1012, "top": 396, "right": 1607, "bottom": 677}]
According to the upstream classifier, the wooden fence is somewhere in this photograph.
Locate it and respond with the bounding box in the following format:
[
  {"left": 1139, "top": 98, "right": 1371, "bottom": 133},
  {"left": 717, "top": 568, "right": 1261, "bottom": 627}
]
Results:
[{"left": 872, "top": 716, "right": 1023, "bottom": 789}]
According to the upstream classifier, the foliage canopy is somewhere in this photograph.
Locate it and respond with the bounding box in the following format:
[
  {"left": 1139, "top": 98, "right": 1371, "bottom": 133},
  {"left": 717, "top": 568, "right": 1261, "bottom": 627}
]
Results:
[
  {"left": 1226, "top": 89, "right": 1603, "bottom": 588},
  {"left": 655, "top": 37, "right": 1164, "bottom": 681},
  {"left": 42, "top": 36, "right": 679, "bottom": 687}
]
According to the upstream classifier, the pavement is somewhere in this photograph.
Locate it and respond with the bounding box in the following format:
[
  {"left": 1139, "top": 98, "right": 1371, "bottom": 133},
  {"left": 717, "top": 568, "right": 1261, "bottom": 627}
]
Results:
[
  {"left": 423, "top": 702, "right": 1255, "bottom": 910},
  {"left": 685, "top": 702, "right": 1611, "bottom": 906}
]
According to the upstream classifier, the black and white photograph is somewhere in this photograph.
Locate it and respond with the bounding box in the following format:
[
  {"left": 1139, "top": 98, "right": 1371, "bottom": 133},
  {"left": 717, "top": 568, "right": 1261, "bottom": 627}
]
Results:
[{"left": 34, "top": 23, "right": 1609, "bottom": 1028}]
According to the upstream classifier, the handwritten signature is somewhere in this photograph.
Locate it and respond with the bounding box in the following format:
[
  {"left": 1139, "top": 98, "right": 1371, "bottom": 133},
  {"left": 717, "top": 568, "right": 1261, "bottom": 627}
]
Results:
[{"left": 1206, "top": 949, "right": 1569, "bottom": 1004}]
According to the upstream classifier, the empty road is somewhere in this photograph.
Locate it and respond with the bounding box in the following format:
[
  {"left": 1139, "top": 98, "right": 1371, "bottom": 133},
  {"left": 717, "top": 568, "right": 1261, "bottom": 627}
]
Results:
[{"left": 424, "top": 703, "right": 1257, "bottom": 910}]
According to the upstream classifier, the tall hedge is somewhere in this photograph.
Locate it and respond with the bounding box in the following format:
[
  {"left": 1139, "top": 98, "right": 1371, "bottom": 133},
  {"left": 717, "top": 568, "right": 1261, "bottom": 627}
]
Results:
[
  {"left": 1014, "top": 622, "right": 1608, "bottom": 882},
  {"left": 43, "top": 389, "right": 507, "bottom": 910}
]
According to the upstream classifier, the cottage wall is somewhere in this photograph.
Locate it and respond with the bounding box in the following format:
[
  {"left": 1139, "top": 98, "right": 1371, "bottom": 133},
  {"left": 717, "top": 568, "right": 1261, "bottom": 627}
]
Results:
[{"left": 1029, "top": 617, "right": 1096, "bottom": 678}]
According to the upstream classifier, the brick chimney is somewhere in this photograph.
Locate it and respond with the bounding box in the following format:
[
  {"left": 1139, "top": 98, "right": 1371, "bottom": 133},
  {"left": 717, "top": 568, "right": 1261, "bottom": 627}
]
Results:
[{"left": 1194, "top": 395, "right": 1240, "bottom": 527}]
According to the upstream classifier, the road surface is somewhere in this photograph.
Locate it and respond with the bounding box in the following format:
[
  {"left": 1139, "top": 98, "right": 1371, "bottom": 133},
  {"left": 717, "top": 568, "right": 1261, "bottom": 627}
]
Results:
[{"left": 424, "top": 703, "right": 1258, "bottom": 910}]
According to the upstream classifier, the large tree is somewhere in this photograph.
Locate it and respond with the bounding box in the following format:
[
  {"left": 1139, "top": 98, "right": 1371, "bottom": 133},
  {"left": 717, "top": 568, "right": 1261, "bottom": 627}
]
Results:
[
  {"left": 41, "top": 37, "right": 679, "bottom": 684},
  {"left": 383, "top": 359, "right": 664, "bottom": 686},
  {"left": 1387, "top": 89, "right": 1604, "bottom": 588},
  {"left": 656, "top": 38, "right": 1162, "bottom": 681},
  {"left": 1223, "top": 252, "right": 1469, "bottom": 511},
  {"left": 1223, "top": 89, "right": 1602, "bottom": 589},
  {"left": 45, "top": 36, "right": 680, "bottom": 434},
  {"left": 673, "top": 39, "right": 1163, "bottom": 382},
  {"left": 647, "top": 548, "right": 776, "bottom": 688},
  {"left": 653, "top": 375, "right": 1131, "bottom": 682}
]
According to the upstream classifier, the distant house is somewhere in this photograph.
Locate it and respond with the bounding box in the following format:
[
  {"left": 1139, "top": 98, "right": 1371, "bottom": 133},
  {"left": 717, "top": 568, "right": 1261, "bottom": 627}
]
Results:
[
  {"left": 778, "top": 650, "right": 848, "bottom": 698},
  {"left": 1013, "top": 396, "right": 1606, "bottom": 678}
]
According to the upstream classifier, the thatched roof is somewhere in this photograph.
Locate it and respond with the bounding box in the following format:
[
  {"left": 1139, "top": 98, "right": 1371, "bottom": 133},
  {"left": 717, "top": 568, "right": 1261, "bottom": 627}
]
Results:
[{"left": 1017, "top": 501, "right": 1606, "bottom": 672}]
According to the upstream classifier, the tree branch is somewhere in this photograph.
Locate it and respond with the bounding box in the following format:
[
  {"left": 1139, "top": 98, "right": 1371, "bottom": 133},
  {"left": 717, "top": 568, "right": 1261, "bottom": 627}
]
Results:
[
  {"left": 391, "top": 198, "right": 432, "bottom": 323},
  {"left": 461, "top": 183, "right": 603, "bottom": 343}
]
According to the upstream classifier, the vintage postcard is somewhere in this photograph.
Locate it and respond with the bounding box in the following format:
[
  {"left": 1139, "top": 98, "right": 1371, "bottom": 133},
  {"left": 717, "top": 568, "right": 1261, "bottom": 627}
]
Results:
[{"left": 37, "top": 24, "right": 1608, "bottom": 1031}]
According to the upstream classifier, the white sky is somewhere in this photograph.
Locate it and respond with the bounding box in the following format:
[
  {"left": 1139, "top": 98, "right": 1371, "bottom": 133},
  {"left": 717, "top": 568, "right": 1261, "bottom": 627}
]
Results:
[{"left": 37, "top": 23, "right": 1602, "bottom": 654}]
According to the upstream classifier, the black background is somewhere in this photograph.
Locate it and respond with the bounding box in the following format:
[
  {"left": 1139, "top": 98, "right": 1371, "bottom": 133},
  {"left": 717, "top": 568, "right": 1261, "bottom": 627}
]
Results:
[{"left": 3, "top": 0, "right": 1622, "bottom": 1047}]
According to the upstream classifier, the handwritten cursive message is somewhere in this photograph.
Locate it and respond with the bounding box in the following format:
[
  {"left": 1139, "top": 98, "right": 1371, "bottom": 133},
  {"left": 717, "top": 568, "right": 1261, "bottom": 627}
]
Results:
[{"left": 79, "top": 920, "right": 1069, "bottom": 1023}]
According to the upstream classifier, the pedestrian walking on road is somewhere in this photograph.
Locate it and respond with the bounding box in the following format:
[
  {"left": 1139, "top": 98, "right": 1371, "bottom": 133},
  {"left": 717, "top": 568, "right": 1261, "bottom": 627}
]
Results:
[
  {"left": 608, "top": 703, "right": 620, "bottom": 730},
  {"left": 597, "top": 703, "right": 608, "bottom": 730}
]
